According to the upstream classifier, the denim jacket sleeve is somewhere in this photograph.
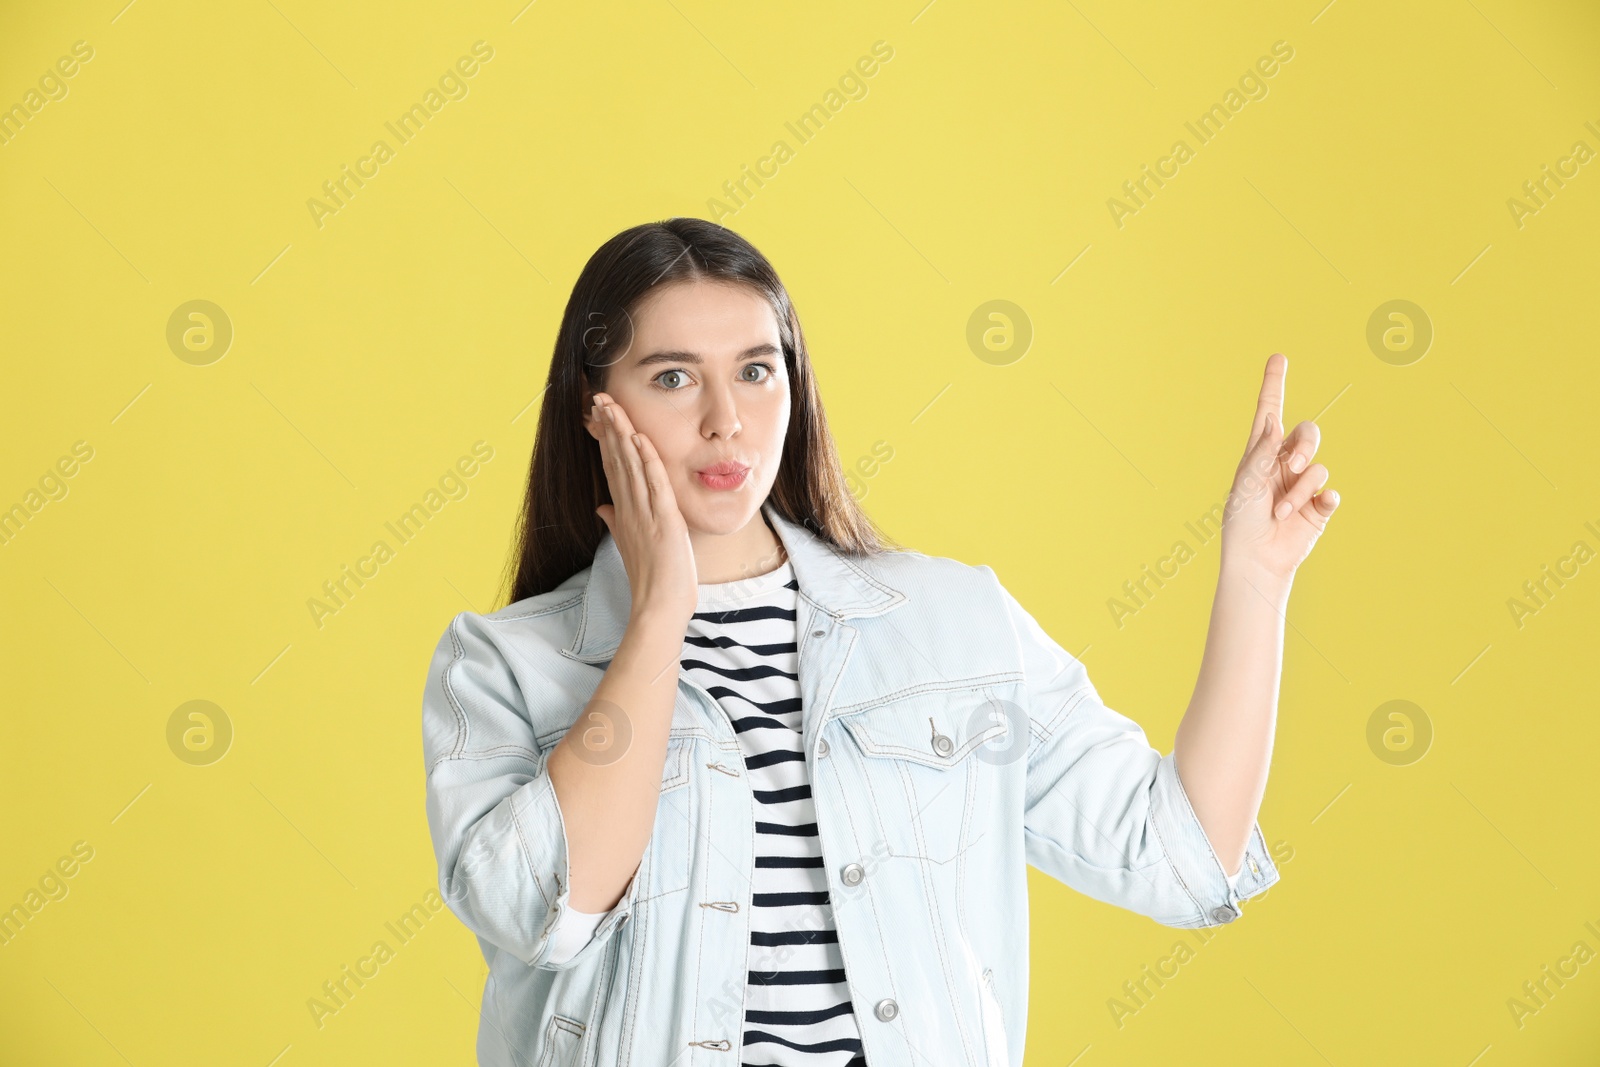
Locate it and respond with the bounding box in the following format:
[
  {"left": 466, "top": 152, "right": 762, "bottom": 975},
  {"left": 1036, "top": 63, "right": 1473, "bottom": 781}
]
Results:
[
  {"left": 421, "top": 610, "right": 640, "bottom": 970},
  {"left": 986, "top": 570, "right": 1281, "bottom": 928}
]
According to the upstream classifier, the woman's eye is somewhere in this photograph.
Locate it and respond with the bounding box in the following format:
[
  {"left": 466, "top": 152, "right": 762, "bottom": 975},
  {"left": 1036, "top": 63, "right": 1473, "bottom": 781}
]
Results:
[
  {"left": 741, "top": 362, "right": 774, "bottom": 383},
  {"left": 653, "top": 369, "right": 689, "bottom": 391}
]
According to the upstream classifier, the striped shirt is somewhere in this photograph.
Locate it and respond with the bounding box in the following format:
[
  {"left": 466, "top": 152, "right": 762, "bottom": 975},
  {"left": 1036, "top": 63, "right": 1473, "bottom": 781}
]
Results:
[{"left": 550, "top": 557, "right": 865, "bottom": 1065}]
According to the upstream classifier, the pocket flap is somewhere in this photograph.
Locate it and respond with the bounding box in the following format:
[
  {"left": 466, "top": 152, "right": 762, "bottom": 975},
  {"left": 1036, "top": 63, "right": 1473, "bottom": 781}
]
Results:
[{"left": 841, "top": 688, "right": 1013, "bottom": 769}]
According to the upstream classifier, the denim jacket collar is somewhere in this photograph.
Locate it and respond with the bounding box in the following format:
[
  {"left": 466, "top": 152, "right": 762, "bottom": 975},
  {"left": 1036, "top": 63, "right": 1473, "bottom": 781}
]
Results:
[{"left": 566, "top": 501, "right": 906, "bottom": 662}]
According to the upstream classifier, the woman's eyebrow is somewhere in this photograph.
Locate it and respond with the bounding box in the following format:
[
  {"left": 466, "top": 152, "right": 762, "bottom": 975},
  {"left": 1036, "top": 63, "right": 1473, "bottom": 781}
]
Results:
[{"left": 633, "top": 342, "right": 780, "bottom": 368}]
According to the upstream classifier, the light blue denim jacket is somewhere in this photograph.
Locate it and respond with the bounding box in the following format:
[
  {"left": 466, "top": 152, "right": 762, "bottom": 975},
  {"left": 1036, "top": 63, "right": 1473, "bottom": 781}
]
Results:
[{"left": 420, "top": 502, "right": 1280, "bottom": 1067}]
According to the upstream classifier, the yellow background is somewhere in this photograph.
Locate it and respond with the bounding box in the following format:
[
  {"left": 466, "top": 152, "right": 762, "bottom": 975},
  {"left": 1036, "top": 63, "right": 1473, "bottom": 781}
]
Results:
[{"left": 3, "top": 0, "right": 1599, "bottom": 1063}]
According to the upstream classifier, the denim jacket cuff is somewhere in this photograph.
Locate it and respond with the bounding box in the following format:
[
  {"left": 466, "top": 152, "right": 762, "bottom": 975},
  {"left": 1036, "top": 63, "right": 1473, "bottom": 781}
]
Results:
[
  {"left": 533, "top": 742, "right": 641, "bottom": 971},
  {"left": 1150, "top": 749, "right": 1281, "bottom": 928}
]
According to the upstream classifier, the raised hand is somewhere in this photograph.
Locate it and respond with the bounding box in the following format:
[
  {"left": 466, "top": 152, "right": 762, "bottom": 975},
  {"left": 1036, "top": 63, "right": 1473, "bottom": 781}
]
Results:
[
  {"left": 1220, "top": 354, "right": 1341, "bottom": 582},
  {"left": 589, "top": 392, "right": 699, "bottom": 626}
]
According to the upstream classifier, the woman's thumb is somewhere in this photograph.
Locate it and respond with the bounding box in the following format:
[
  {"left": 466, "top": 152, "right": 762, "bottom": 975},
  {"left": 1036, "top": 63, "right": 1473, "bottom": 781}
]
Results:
[{"left": 595, "top": 504, "right": 614, "bottom": 533}]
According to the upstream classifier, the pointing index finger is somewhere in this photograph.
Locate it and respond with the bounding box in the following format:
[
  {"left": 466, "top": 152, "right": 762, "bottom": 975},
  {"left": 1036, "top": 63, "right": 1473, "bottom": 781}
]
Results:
[{"left": 1248, "top": 353, "right": 1288, "bottom": 451}]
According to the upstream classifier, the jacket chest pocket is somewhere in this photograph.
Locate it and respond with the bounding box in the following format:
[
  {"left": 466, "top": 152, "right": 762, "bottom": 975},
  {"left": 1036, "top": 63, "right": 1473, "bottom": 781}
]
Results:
[
  {"left": 840, "top": 688, "right": 1012, "bottom": 866},
  {"left": 642, "top": 736, "right": 694, "bottom": 899}
]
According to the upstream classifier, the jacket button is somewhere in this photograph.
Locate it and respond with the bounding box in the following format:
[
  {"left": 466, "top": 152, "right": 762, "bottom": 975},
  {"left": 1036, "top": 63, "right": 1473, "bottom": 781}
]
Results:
[
  {"left": 874, "top": 998, "right": 899, "bottom": 1022},
  {"left": 841, "top": 862, "right": 865, "bottom": 886},
  {"left": 1211, "top": 904, "right": 1239, "bottom": 924},
  {"left": 932, "top": 734, "right": 954, "bottom": 757},
  {"left": 816, "top": 737, "right": 830, "bottom": 758},
  {"left": 812, "top": 629, "right": 826, "bottom": 638}
]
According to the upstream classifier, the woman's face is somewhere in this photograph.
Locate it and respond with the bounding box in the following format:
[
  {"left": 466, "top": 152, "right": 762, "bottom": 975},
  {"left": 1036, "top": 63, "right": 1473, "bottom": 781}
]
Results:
[{"left": 582, "top": 279, "right": 791, "bottom": 536}]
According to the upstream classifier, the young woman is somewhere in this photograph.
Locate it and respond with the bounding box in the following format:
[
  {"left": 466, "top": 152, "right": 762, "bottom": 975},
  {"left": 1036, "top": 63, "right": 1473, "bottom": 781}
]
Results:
[{"left": 420, "top": 218, "right": 1338, "bottom": 1067}]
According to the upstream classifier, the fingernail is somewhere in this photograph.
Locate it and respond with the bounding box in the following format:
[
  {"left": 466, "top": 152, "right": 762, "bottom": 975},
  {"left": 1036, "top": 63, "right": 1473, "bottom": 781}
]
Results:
[
  {"left": 1274, "top": 500, "right": 1290, "bottom": 519},
  {"left": 1290, "top": 454, "right": 1307, "bottom": 473}
]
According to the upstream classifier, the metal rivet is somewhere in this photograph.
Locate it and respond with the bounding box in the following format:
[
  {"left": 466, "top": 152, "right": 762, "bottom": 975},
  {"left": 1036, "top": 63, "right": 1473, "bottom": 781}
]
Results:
[
  {"left": 816, "top": 737, "right": 830, "bottom": 758},
  {"left": 874, "top": 998, "right": 899, "bottom": 1022},
  {"left": 812, "top": 629, "right": 825, "bottom": 638},
  {"left": 1210, "top": 905, "right": 1238, "bottom": 924},
  {"left": 841, "top": 862, "right": 865, "bottom": 887}
]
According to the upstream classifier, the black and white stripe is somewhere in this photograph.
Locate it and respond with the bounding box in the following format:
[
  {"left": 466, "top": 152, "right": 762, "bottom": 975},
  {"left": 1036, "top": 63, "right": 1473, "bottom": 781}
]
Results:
[{"left": 683, "top": 559, "right": 865, "bottom": 1067}]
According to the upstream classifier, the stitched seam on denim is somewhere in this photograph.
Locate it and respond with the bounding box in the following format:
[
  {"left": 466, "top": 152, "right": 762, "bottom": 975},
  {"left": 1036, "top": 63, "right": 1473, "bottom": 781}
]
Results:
[
  {"left": 1238, "top": 823, "right": 1281, "bottom": 896},
  {"left": 568, "top": 579, "right": 599, "bottom": 656},
  {"left": 981, "top": 967, "right": 1005, "bottom": 1063},
  {"left": 659, "top": 740, "right": 690, "bottom": 791},
  {"left": 619, "top": 874, "right": 645, "bottom": 1065},
  {"left": 487, "top": 592, "right": 585, "bottom": 625},
  {"left": 668, "top": 760, "right": 708, "bottom": 1048},
  {"left": 741, "top": 756, "right": 755, "bottom": 1049},
  {"left": 832, "top": 728, "right": 899, "bottom": 1062},
  {"left": 830, "top": 672, "right": 1025, "bottom": 719},
  {"left": 439, "top": 617, "right": 471, "bottom": 764},
  {"left": 578, "top": 929, "right": 616, "bottom": 1067},
  {"left": 536, "top": 1013, "right": 556, "bottom": 1067},
  {"left": 829, "top": 553, "right": 905, "bottom": 615},
  {"left": 961, "top": 741, "right": 988, "bottom": 1064},
  {"left": 1034, "top": 684, "right": 1094, "bottom": 741},
  {"left": 603, "top": 940, "right": 627, "bottom": 1065},
  {"left": 1026, "top": 718, "right": 1048, "bottom": 761},
  {"left": 533, "top": 723, "right": 732, "bottom": 751},
  {"left": 510, "top": 776, "right": 553, "bottom": 924},
  {"left": 442, "top": 745, "right": 543, "bottom": 764},
  {"left": 1148, "top": 757, "right": 1208, "bottom": 925},
  {"left": 1163, "top": 752, "right": 1225, "bottom": 895},
  {"left": 812, "top": 619, "right": 858, "bottom": 727},
  {"left": 901, "top": 756, "right": 979, "bottom": 1066},
  {"left": 845, "top": 724, "right": 1004, "bottom": 767},
  {"left": 955, "top": 759, "right": 972, "bottom": 1053}
]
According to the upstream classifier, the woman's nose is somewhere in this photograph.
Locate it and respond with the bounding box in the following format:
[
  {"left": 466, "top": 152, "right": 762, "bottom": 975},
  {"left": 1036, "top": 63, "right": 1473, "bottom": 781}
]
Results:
[{"left": 700, "top": 387, "right": 742, "bottom": 439}]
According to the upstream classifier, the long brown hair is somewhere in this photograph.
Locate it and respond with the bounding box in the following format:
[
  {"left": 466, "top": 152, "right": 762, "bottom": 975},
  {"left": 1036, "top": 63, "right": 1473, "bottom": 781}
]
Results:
[{"left": 499, "top": 217, "right": 899, "bottom": 608}]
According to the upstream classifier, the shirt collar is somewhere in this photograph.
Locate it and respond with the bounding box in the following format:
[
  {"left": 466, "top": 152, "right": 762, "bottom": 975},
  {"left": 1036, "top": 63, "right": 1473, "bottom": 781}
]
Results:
[{"left": 566, "top": 500, "right": 905, "bottom": 661}]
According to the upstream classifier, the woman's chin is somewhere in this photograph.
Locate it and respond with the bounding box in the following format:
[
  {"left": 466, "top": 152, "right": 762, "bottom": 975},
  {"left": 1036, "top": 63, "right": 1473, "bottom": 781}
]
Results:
[{"left": 677, "top": 492, "right": 763, "bottom": 537}]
